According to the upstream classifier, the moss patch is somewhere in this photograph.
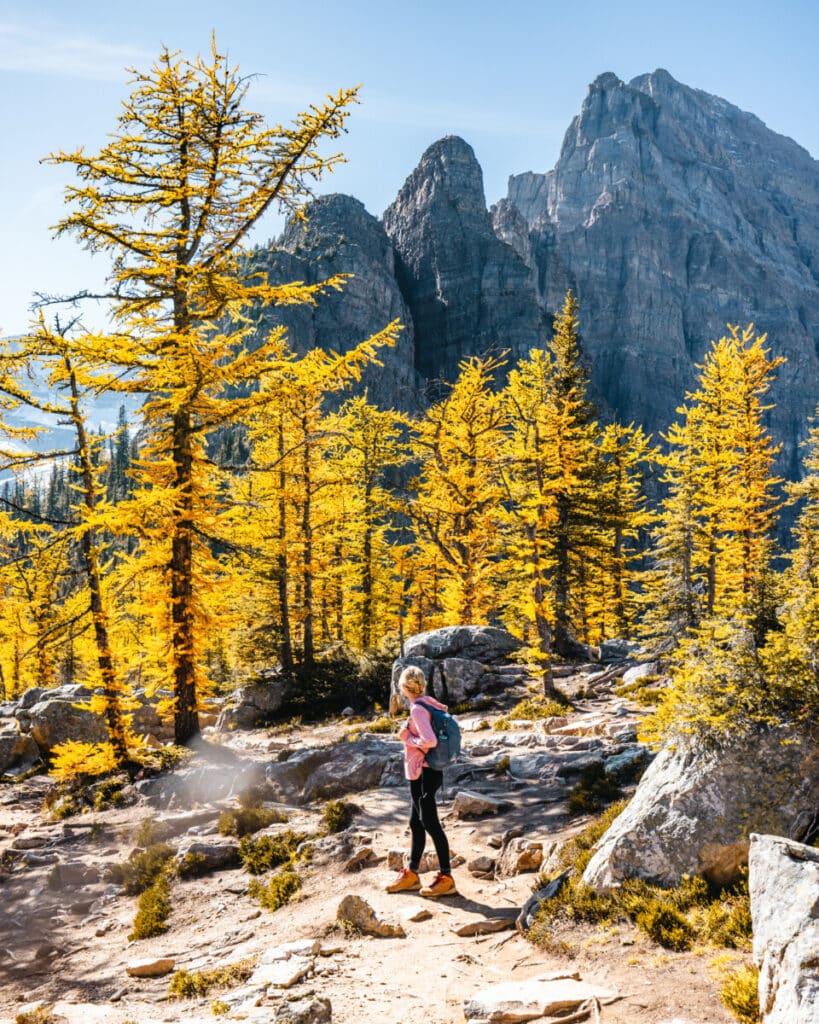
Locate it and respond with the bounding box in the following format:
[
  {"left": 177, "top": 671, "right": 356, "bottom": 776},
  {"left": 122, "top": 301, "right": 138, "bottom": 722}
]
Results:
[
  {"left": 109, "top": 842, "right": 175, "bottom": 894},
  {"left": 248, "top": 868, "right": 301, "bottom": 912},
  {"left": 168, "top": 959, "right": 254, "bottom": 999},
  {"left": 322, "top": 799, "right": 356, "bottom": 833},
  {"left": 238, "top": 829, "right": 306, "bottom": 875}
]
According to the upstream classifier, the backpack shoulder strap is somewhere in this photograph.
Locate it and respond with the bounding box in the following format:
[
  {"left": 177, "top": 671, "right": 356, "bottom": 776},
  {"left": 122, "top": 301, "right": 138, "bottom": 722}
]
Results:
[{"left": 414, "top": 698, "right": 434, "bottom": 715}]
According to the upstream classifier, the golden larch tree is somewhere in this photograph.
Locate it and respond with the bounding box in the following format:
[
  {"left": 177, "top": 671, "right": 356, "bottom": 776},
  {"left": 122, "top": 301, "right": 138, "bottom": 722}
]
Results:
[{"left": 44, "top": 39, "right": 374, "bottom": 741}]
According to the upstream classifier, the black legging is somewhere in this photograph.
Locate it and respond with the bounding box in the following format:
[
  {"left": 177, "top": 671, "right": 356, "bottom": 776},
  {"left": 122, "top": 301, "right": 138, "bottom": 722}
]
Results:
[{"left": 408, "top": 767, "right": 451, "bottom": 876}]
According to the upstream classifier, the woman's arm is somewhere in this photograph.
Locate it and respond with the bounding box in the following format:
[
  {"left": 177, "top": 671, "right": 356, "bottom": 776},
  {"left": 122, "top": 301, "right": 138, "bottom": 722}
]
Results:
[{"left": 407, "top": 704, "right": 437, "bottom": 750}]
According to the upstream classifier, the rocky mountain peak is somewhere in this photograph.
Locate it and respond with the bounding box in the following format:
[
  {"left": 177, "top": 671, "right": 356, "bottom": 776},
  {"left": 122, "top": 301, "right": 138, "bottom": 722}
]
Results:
[
  {"left": 243, "top": 70, "right": 819, "bottom": 492},
  {"left": 383, "top": 135, "right": 488, "bottom": 247}
]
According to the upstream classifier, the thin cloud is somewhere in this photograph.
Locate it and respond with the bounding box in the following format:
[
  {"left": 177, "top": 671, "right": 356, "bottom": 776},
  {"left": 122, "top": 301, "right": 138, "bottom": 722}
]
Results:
[{"left": 0, "top": 22, "right": 152, "bottom": 82}]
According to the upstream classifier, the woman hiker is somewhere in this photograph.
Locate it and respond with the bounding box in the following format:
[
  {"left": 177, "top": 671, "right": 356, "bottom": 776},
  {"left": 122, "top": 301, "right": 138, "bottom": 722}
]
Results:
[{"left": 385, "top": 665, "right": 457, "bottom": 897}]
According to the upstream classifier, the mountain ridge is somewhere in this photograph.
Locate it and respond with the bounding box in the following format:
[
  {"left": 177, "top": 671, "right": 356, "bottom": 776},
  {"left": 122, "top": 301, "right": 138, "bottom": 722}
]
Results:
[{"left": 257, "top": 68, "right": 819, "bottom": 481}]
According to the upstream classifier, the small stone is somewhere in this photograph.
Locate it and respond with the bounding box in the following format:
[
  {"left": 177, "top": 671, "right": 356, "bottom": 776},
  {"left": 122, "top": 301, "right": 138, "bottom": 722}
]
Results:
[
  {"left": 468, "top": 855, "right": 496, "bottom": 876},
  {"left": 249, "top": 956, "right": 313, "bottom": 989},
  {"left": 387, "top": 849, "right": 404, "bottom": 871},
  {"left": 318, "top": 942, "right": 345, "bottom": 955},
  {"left": 452, "top": 916, "right": 516, "bottom": 936},
  {"left": 336, "top": 894, "right": 406, "bottom": 938},
  {"left": 274, "top": 996, "right": 332, "bottom": 1023},
  {"left": 343, "top": 846, "right": 375, "bottom": 871},
  {"left": 126, "top": 956, "right": 175, "bottom": 978},
  {"left": 404, "top": 907, "right": 433, "bottom": 922},
  {"left": 453, "top": 790, "right": 505, "bottom": 818},
  {"left": 496, "top": 838, "right": 543, "bottom": 878},
  {"left": 464, "top": 977, "right": 617, "bottom": 1020}
]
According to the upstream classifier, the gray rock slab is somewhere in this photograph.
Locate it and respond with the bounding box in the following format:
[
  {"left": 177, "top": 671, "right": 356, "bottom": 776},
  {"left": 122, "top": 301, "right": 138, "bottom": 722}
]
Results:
[
  {"left": 464, "top": 976, "right": 617, "bottom": 1021},
  {"left": 583, "top": 725, "right": 819, "bottom": 890},
  {"left": 750, "top": 833, "right": 819, "bottom": 1024}
]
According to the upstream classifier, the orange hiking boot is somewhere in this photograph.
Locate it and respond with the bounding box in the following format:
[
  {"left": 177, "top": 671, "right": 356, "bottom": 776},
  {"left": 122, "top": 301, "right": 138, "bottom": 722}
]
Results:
[
  {"left": 385, "top": 868, "right": 421, "bottom": 893},
  {"left": 419, "top": 872, "right": 457, "bottom": 897}
]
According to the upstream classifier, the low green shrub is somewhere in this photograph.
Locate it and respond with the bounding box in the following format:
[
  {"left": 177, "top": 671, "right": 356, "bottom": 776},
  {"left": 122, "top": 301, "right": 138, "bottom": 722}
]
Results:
[
  {"left": 108, "top": 842, "right": 175, "bottom": 894},
  {"left": 322, "top": 799, "right": 355, "bottom": 833},
  {"left": 494, "top": 695, "right": 570, "bottom": 731},
  {"left": 363, "top": 716, "right": 394, "bottom": 734},
  {"left": 132, "top": 817, "right": 162, "bottom": 846},
  {"left": 248, "top": 868, "right": 301, "bottom": 911},
  {"left": 42, "top": 782, "right": 82, "bottom": 820},
  {"left": 129, "top": 870, "right": 171, "bottom": 940},
  {"left": 176, "top": 852, "right": 211, "bottom": 879},
  {"left": 92, "top": 778, "right": 126, "bottom": 811},
  {"left": 530, "top": 803, "right": 753, "bottom": 955},
  {"left": 238, "top": 830, "right": 306, "bottom": 875},
  {"left": 566, "top": 762, "right": 622, "bottom": 815},
  {"left": 15, "top": 1009, "right": 57, "bottom": 1024},
  {"left": 168, "top": 959, "right": 254, "bottom": 999},
  {"left": 629, "top": 897, "right": 695, "bottom": 951},
  {"left": 218, "top": 805, "right": 288, "bottom": 838},
  {"left": 719, "top": 964, "right": 760, "bottom": 1023}
]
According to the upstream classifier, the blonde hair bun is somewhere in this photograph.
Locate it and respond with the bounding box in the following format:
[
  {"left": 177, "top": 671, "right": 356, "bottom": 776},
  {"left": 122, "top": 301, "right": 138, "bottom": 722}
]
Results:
[{"left": 398, "top": 665, "right": 427, "bottom": 697}]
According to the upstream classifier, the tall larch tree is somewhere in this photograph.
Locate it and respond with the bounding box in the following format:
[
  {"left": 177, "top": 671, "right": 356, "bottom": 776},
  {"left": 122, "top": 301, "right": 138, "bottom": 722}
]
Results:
[
  {"left": 43, "top": 39, "right": 395, "bottom": 741},
  {"left": 761, "top": 412, "right": 819, "bottom": 723},
  {"left": 498, "top": 347, "right": 577, "bottom": 695},
  {"left": 405, "top": 356, "right": 507, "bottom": 625},
  {"left": 644, "top": 326, "right": 783, "bottom": 650},
  {"left": 0, "top": 320, "right": 135, "bottom": 762},
  {"left": 590, "top": 422, "right": 657, "bottom": 641},
  {"left": 539, "top": 291, "right": 600, "bottom": 655},
  {"left": 226, "top": 337, "right": 395, "bottom": 671},
  {"left": 322, "top": 395, "right": 407, "bottom": 651}
]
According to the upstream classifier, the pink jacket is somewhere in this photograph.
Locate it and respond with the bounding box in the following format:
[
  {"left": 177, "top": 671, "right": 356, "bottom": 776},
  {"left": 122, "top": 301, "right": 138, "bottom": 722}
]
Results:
[{"left": 398, "top": 695, "right": 448, "bottom": 780}]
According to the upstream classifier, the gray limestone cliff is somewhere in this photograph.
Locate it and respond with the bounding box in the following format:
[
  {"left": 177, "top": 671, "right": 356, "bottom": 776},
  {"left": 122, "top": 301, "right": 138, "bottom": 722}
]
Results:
[
  {"left": 249, "top": 71, "right": 819, "bottom": 479},
  {"left": 253, "top": 194, "right": 418, "bottom": 409},
  {"left": 506, "top": 68, "right": 819, "bottom": 475},
  {"left": 382, "top": 136, "right": 546, "bottom": 382}
]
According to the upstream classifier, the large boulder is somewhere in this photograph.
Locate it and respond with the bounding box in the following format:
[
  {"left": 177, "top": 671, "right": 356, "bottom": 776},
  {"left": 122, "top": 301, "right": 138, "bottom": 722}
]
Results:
[
  {"left": 23, "top": 686, "right": 107, "bottom": 754},
  {"left": 130, "top": 689, "right": 174, "bottom": 742},
  {"left": 263, "top": 738, "right": 402, "bottom": 805},
  {"left": 582, "top": 726, "right": 819, "bottom": 890},
  {"left": 392, "top": 626, "right": 523, "bottom": 705},
  {"left": 403, "top": 625, "right": 522, "bottom": 664},
  {"left": 217, "top": 676, "right": 287, "bottom": 731},
  {"left": 750, "top": 833, "right": 819, "bottom": 1024},
  {"left": 0, "top": 721, "right": 40, "bottom": 774},
  {"left": 431, "top": 657, "right": 487, "bottom": 703}
]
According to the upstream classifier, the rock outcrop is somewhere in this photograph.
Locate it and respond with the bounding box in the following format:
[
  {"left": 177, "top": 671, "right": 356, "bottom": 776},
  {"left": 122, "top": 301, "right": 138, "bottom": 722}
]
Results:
[
  {"left": 216, "top": 677, "right": 287, "bottom": 731},
  {"left": 750, "top": 833, "right": 819, "bottom": 1024},
  {"left": 243, "top": 70, "right": 819, "bottom": 490},
  {"left": 582, "top": 725, "right": 819, "bottom": 890},
  {"left": 382, "top": 136, "right": 546, "bottom": 382},
  {"left": 262, "top": 737, "right": 402, "bottom": 805},
  {"left": 255, "top": 193, "right": 418, "bottom": 409},
  {"left": 392, "top": 625, "right": 524, "bottom": 704},
  {"left": 506, "top": 69, "right": 819, "bottom": 478}
]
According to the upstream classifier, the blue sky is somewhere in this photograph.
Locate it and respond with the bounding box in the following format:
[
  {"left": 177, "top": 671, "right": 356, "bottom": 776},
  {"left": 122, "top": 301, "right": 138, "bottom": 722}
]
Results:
[{"left": 1, "top": 0, "right": 818, "bottom": 335}]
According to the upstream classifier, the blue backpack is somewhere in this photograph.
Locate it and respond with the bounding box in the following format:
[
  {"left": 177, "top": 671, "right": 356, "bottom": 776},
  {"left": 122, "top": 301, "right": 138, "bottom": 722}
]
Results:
[{"left": 416, "top": 700, "right": 462, "bottom": 770}]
